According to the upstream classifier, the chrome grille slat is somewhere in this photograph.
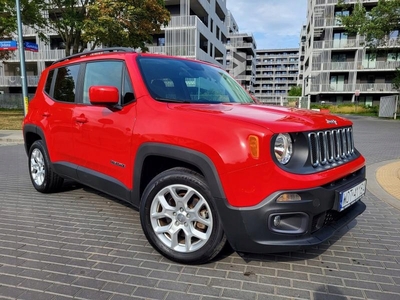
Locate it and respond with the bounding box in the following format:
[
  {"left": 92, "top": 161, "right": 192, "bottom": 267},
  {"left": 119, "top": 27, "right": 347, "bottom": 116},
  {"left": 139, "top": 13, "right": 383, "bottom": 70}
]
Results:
[{"left": 308, "top": 127, "right": 355, "bottom": 168}]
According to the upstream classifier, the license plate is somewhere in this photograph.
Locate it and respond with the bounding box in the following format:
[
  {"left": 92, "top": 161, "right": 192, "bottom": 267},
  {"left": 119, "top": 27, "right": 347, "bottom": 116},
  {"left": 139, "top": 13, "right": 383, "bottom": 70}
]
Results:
[{"left": 338, "top": 180, "right": 366, "bottom": 212}]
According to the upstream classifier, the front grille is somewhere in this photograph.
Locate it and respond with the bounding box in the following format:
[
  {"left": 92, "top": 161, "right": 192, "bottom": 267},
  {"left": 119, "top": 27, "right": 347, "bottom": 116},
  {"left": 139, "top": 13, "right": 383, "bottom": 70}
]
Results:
[{"left": 308, "top": 127, "right": 354, "bottom": 168}]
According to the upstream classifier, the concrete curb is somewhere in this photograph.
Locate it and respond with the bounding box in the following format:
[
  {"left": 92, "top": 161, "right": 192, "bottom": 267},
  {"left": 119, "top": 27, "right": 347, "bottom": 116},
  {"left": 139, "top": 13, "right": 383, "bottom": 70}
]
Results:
[
  {"left": 0, "top": 130, "right": 24, "bottom": 144},
  {"left": 366, "top": 159, "right": 400, "bottom": 210}
]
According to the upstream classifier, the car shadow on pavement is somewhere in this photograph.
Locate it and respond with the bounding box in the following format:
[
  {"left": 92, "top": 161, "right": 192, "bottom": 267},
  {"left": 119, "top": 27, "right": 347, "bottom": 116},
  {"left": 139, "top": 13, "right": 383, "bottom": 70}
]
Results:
[{"left": 60, "top": 179, "right": 138, "bottom": 211}]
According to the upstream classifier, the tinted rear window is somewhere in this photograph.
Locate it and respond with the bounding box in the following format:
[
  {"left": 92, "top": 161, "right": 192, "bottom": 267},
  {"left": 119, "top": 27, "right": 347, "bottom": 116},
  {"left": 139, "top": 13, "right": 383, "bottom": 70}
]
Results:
[{"left": 53, "top": 65, "right": 80, "bottom": 103}]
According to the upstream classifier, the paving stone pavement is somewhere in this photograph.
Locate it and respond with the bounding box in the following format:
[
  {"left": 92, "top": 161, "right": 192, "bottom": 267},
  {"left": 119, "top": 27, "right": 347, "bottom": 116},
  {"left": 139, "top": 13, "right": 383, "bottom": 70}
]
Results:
[{"left": 0, "top": 115, "right": 399, "bottom": 300}]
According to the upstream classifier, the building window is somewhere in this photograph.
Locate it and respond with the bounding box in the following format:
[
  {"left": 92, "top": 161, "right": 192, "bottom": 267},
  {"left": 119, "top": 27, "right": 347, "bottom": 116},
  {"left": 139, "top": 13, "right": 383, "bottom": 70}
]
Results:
[
  {"left": 158, "top": 38, "right": 165, "bottom": 46},
  {"left": 332, "top": 54, "right": 347, "bottom": 62},
  {"left": 363, "top": 53, "right": 376, "bottom": 68},
  {"left": 335, "top": 11, "right": 349, "bottom": 25},
  {"left": 388, "top": 52, "right": 400, "bottom": 61},
  {"left": 333, "top": 32, "right": 347, "bottom": 48},
  {"left": 330, "top": 75, "right": 346, "bottom": 91}
]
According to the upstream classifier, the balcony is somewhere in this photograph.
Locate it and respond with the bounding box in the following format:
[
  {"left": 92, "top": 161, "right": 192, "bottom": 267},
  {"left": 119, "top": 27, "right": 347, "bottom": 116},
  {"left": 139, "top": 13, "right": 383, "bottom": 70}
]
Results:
[
  {"left": 315, "top": 83, "right": 396, "bottom": 93},
  {"left": 357, "top": 61, "right": 400, "bottom": 71},
  {"left": 326, "top": 0, "right": 367, "bottom": 4},
  {"left": 0, "top": 76, "right": 39, "bottom": 87},
  {"left": 313, "top": 39, "right": 361, "bottom": 49},
  {"left": 163, "top": 16, "right": 197, "bottom": 29},
  {"left": 322, "top": 62, "right": 356, "bottom": 71},
  {"left": 355, "top": 83, "right": 396, "bottom": 93},
  {"left": 147, "top": 45, "right": 196, "bottom": 58},
  {"left": 6, "top": 49, "right": 66, "bottom": 62}
]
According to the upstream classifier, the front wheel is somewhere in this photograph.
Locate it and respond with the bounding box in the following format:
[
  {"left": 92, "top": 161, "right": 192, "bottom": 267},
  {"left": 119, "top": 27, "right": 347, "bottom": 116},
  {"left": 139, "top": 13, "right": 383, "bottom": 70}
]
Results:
[
  {"left": 140, "top": 167, "right": 226, "bottom": 264},
  {"left": 28, "top": 140, "right": 64, "bottom": 193}
]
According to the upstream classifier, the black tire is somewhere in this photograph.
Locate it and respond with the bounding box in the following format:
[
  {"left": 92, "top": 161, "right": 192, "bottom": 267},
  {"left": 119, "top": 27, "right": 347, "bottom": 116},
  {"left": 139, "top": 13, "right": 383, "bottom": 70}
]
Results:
[
  {"left": 28, "top": 140, "right": 64, "bottom": 193},
  {"left": 140, "top": 167, "right": 226, "bottom": 264}
]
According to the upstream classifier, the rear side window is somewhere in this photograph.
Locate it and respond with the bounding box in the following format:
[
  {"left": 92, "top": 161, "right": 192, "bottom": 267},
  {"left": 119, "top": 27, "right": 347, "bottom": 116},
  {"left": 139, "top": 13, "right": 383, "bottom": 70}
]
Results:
[
  {"left": 53, "top": 65, "right": 80, "bottom": 103},
  {"left": 44, "top": 70, "right": 54, "bottom": 95}
]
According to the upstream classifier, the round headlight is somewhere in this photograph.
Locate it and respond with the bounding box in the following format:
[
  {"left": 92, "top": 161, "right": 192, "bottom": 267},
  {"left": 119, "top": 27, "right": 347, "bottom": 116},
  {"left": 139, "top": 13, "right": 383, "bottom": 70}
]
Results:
[{"left": 274, "top": 133, "right": 293, "bottom": 164}]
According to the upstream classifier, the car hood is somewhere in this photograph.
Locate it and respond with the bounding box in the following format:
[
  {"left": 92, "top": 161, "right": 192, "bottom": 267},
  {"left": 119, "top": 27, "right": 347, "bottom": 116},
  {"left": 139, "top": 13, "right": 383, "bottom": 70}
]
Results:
[{"left": 168, "top": 103, "right": 353, "bottom": 133}]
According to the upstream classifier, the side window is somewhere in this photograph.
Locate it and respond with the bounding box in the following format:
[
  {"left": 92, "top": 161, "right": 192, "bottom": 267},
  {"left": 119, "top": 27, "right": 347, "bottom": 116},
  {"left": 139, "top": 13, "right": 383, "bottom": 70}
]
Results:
[
  {"left": 83, "top": 61, "right": 123, "bottom": 104},
  {"left": 122, "top": 67, "right": 135, "bottom": 105},
  {"left": 44, "top": 69, "right": 54, "bottom": 95},
  {"left": 53, "top": 65, "right": 80, "bottom": 103}
]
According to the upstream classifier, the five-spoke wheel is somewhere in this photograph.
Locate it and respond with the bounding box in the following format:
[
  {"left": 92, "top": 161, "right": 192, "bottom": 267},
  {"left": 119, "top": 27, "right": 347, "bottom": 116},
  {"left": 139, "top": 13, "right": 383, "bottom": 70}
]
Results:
[
  {"left": 28, "top": 140, "right": 64, "bottom": 193},
  {"left": 140, "top": 167, "right": 226, "bottom": 264}
]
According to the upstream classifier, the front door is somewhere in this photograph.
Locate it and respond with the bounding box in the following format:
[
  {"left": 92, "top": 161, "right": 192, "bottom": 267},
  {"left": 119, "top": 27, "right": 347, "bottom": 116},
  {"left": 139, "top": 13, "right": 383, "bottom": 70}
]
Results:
[{"left": 73, "top": 60, "right": 136, "bottom": 191}]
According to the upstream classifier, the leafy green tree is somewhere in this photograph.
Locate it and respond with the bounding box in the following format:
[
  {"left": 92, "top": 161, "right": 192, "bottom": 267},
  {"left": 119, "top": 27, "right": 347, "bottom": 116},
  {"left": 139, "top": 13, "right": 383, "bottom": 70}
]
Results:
[
  {"left": 83, "top": 0, "right": 170, "bottom": 51},
  {"left": 0, "top": 0, "right": 46, "bottom": 60},
  {"left": 338, "top": 0, "right": 400, "bottom": 50},
  {"left": 288, "top": 85, "right": 302, "bottom": 97},
  {"left": 45, "top": 0, "right": 94, "bottom": 56}
]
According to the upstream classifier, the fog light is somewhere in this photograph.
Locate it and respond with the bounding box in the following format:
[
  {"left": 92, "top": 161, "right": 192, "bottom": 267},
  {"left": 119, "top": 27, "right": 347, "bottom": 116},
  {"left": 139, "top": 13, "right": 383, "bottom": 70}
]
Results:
[
  {"left": 276, "top": 193, "right": 302, "bottom": 202},
  {"left": 273, "top": 215, "right": 281, "bottom": 227},
  {"left": 269, "top": 212, "right": 309, "bottom": 234}
]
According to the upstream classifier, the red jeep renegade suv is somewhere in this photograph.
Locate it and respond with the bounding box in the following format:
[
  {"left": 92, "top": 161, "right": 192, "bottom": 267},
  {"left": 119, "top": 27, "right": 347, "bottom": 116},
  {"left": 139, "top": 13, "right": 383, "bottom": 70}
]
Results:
[{"left": 23, "top": 48, "right": 366, "bottom": 264}]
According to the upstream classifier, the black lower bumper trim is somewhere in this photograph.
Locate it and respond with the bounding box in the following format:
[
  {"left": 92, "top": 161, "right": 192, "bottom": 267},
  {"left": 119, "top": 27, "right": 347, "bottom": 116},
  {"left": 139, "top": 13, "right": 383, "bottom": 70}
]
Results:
[{"left": 214, "top": 167, "right": 366, "bottom": 254}]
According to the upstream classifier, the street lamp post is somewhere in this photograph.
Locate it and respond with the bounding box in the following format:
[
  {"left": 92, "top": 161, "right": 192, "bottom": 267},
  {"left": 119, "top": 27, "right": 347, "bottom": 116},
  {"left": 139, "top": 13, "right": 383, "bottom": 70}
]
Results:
[
  {"left": 15, "top": 0, "right": 29, "bottom": 116},
  {"left": 302, "top": 75, "right": 311, "bottom": 110}
]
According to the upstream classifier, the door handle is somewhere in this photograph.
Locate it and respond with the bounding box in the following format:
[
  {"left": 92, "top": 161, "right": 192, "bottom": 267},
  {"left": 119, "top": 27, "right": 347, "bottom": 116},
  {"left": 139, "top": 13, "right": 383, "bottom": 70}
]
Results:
[
  {"left": 42, "top": 112, "right": 50, "bottom": 117},
  {"left": 75, "top": 116, "right": 88, "bottom": 124}
]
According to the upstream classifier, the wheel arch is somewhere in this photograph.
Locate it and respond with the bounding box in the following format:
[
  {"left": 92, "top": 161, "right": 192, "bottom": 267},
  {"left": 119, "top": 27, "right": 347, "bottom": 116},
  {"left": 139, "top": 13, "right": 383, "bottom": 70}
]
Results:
[
  {"left": 23, "top": 124, "right": 46, "bottom": 156},
  {"left": 133, "top": 143, "right": 226, "bottom": 207}
]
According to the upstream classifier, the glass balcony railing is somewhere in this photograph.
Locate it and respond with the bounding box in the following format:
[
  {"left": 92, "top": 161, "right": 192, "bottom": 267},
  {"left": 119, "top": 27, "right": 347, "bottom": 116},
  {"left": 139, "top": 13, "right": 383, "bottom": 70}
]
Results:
[{"left": 0, "top": 76, "right": 39, "bottom": 87}]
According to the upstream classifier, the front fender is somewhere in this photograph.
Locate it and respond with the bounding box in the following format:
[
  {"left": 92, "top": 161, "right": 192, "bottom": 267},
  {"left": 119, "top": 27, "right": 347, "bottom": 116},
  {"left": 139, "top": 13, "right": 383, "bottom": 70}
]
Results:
[{"left": 132, "top": 143, "right": 226, "bottom": 206}]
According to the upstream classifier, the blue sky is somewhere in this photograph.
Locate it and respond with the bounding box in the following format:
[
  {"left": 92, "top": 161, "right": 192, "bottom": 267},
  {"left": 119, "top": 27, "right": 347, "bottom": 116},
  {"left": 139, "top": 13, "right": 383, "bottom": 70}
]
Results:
[{"left": 226, "top": 0, "right": 307, "bottom": 50}]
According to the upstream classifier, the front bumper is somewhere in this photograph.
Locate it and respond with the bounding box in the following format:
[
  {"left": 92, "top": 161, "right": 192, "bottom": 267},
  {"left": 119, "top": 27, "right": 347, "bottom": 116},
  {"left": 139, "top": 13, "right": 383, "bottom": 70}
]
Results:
[{"left": 215, "top": 166, "right": 366, "bottom": 254}]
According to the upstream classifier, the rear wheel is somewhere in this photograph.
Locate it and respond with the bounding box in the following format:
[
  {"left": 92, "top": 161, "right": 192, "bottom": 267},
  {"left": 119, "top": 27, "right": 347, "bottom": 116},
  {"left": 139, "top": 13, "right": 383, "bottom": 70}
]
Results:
[
  {"left": 140, "top": 167, "right": 226, "bottom": 264},
  {"left": 29, "top": 140, "right": 63, "bottom": 193}
]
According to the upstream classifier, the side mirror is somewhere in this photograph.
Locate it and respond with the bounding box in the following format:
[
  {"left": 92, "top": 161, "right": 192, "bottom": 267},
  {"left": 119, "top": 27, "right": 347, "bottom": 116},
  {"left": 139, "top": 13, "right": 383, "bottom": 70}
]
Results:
[{"left": 89, "top": 86, "right": 119, "bottom": 105}]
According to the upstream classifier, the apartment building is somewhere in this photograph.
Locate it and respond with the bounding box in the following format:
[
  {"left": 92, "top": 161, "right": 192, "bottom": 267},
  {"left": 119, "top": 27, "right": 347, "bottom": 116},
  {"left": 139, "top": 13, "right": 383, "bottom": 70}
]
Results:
[
  {"left": 254, "top": 48, "right": 300, "bottom": 103},
  {"left": 148, "top": 0, "right": 228, "bottom": 67},
  {"left": 0, "top": 0, "right": 229, "bottom": 94},
  {"left": 225, "top": 11, "right": 257, "bottom": 93},
  {"left": 304, "top": 0, "right": 399, "bottom": 105}
]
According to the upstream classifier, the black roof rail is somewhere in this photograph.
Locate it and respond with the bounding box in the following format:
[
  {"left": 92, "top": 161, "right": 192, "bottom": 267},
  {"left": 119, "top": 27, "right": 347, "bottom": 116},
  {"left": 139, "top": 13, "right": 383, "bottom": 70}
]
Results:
[{"left": 52, "top": 47, "right": 136, "bottom": 65}]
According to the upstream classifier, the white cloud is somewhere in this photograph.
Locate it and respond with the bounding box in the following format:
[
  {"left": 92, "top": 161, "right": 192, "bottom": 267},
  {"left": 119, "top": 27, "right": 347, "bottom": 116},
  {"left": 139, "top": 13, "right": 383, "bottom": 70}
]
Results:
[{"left": 226, "top": 0, "right": 307, "bottom": 49}]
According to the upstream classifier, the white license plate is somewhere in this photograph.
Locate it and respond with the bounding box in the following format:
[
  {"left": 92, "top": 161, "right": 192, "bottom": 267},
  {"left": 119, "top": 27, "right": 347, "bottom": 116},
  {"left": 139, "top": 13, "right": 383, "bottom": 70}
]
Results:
[{"left": 338, "top": 180, "right": 366, "bottom": 212}]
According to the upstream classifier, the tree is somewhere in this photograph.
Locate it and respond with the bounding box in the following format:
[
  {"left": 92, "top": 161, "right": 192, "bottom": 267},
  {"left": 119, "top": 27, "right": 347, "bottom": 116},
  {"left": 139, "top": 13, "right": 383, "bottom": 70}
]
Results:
[
  {"left": 288, "top": 85, "right": 302, "bottom": 97},
  {"left": 0, "top": 0, "right": 46, "bottom": 60},
  {"left": 83, "top": 0, "right": 170, "bottom": 51},
  {"left": 45, "top": 0, "right": 94, "bottom": 56},
  {"left": 338, "top": 0, "right": 400, "bottom": 50}
]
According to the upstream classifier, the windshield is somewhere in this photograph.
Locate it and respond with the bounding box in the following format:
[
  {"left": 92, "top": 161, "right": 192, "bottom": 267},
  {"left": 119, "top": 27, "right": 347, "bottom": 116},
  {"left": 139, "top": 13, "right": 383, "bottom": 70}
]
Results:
[{"left": 137, "top": 57, "right": 255, "bottom": 104}]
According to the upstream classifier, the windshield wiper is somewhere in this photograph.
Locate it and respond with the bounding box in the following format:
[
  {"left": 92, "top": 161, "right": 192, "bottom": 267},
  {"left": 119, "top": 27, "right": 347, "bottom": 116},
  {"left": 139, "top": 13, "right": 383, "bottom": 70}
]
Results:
[{"left": 155, "top": 97, "right": 191, "bottom": 103}]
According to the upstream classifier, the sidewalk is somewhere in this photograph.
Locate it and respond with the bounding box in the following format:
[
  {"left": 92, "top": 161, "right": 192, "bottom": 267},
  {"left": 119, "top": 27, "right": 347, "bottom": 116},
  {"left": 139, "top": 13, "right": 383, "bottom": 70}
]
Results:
[
  {"left": 0, "top": 129, "right": 24, "bottom": 144},
  {"left": 1, "top": 129, "right": 399, "bottom": 208}
]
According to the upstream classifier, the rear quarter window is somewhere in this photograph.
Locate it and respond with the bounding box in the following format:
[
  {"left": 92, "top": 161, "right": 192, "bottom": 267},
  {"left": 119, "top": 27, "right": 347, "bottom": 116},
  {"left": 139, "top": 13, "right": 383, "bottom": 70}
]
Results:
[
  {"left": 44, "top": 70, "right": 54, "bottom": 95},
  {"left": 53, "top": 65, "right": 80, "bottom": 103}
]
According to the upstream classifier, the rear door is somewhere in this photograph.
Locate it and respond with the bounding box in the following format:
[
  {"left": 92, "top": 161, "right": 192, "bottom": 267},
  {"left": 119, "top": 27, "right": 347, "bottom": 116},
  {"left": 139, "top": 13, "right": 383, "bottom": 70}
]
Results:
[{"left": 43, "top": 64, "right": 81, "bottom": 167}]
